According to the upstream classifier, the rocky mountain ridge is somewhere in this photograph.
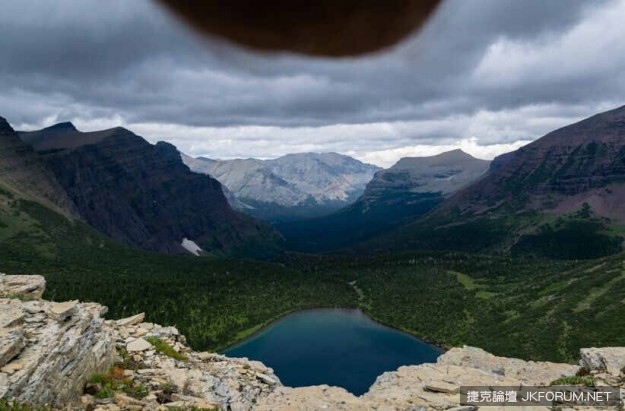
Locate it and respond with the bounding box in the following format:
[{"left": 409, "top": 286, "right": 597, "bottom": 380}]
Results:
[
  {"left": 362, "top": 105, "right": 625, "bottom": 258},
  {"left": 362, "top": 149, "right": 490, "bottom": 205},
  {"left": 0, "top": 117, "right": 79, "bottom": 218},
  {"left": 183, "top": 152, "right": 381, "bottom": 221},
  {"left": 3, "top": 274, "right": 625, "bottom": 410},
  {"left": 18, "top": 122, "right": 281, "bottom": 257},
  {"left": 440, "top": 104, "right": 625, "bottom": 220}
]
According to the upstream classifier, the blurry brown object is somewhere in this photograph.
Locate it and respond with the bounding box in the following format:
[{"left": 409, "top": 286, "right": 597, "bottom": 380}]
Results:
[{"left": 156, "top": 0, "right": 441, "bottom": 57}]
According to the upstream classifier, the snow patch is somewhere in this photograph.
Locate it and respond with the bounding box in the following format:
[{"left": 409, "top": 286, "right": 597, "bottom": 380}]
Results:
[{"left": 181, "top": 238, "right": 203, "bottom": 256}]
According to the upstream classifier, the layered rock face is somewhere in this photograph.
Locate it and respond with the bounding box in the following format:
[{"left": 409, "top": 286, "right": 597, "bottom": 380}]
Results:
[
  {"left": 20, "top": 124, "right": 281, "bottom": 256},
  {"left": 0, "top": 117, "right": 79, "bottom": 218},
  {"left": 444, "top": 105, "right": 625, "bottom": 220},
  {"left": 0, "top": 274, "right": 114, "bottom": 407},
  {"left": 100, "top": 318, "right": 280, "bottom": 411},
  {"left": 0, "top": 274, "right": 280, "bottom": 410}
]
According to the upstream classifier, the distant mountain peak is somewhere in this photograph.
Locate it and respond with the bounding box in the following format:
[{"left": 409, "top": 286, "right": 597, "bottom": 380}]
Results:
[
  {"left": 44, "top": 122, "right": 77, "bottom": 131},
  {"left": 183, "top": 151, "right": 381, "bottom": 221},
  {"left": 437, "top": 148, "right": 471, "bottom": 157},
  {"left": 0, "top": 116, "right": 14, "bottom": 133},
  {"left": 394, "top": 149, "right": 486, "bottom": 169}
]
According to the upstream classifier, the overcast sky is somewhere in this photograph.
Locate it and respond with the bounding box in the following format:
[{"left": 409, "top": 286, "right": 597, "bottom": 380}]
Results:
[{"left": 1, "top": 0, "right": 624, "bottom": 167}]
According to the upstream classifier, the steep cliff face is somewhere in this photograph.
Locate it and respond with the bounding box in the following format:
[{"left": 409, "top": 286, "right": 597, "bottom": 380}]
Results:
[
  {"left": 20, "top": 124, "right": 281, "bottom": 256},
  {"left": 443, "top": 105, "right": 625, "bottom": 220},
  {"left": 0, "top": 117, "right": 78, "bottom": 218}
]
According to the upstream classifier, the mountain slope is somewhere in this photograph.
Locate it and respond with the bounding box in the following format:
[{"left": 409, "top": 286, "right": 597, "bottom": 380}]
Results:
[
  {"left": 183, "top": 152, "right": 381, "bottom": 221},
  {"left": 0, "top": 117, "right": 79, "bottom": 218},
  {"left": 276, "top": 150, "right": 490, "bottom": 252},
  {"left": 365, "top": 105, "right": 625, "bottom": 259},
  {"left": 20, "top": 123, "right": 281, "bottom": 256}
]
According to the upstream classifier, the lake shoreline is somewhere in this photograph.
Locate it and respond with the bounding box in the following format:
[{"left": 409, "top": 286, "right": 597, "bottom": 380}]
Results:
[
  {"left": 220, "top": 307, "right": 445, "bottom": 395},
  {"left": 220, "top": 306, "right": 449, "bottom": 354}
]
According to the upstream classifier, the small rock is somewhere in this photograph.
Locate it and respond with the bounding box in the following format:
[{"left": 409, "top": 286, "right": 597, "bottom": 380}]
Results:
[
  {"left": 133, "top": 327, "right": 148, "bottom": 337},
  {"left": 171, "top": 393, "right": 220, "bottom": 409},
  {"left": 0, "top": 275, "right": 46, "bottom": 299},
  {"left": 163, "top": 401, "right": 186, "bottom": 409},
  {"left": 23, "top": 314, "right": 46, "bottom": 323},
  {"left": 144, "top": 393, "right": 158, "bottom": 402},
  {"left": 580, "top": 347, "right": 625, "bottom": 376},
  {"left": 127, "top": 338, "right": 152, "bottom": 352},
  {"left": 0, "top": 306, "right": 25, "bottom": 328},
  {"left": 197, "top": 352, "right": 212, "bottom": 361},
  {"left": 256, "top": 372, "right": 278, "bottom": 385},
  {"left": 116, "top": 312, "right": 145, "bottom": 327},
  {"left": 21, "top": 301, "right": 43, "bottom": 314},
  {"left": 424, "top": 381, "right": 458, "bottom": 394},
  {"left": 0, "top": 329, "right": 25, "bottom": 368},
  {"left": 48, "top": 300, "right": 78, "bottom": 321},
  {"left": 80, "top": 395, "right": 95, "bottom": 410},
  {"left": 139, "top": 322, "right": 154, "bottom": 330},
  {"left": 1, "top": 361, "right": 23, "bottom": 374},
  {"left": 113, "top": 392, "right": 144, "bottom": 407}
]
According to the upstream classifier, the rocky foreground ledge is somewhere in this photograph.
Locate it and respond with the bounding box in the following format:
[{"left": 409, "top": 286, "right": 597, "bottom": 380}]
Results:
[{"left": 2, "top": 274, "right": 625, "bottom": 410}]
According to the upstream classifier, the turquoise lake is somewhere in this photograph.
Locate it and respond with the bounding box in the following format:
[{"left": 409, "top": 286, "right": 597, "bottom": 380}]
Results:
[{"left": 223, "top": 308, "right": 443, "bottom": 395}]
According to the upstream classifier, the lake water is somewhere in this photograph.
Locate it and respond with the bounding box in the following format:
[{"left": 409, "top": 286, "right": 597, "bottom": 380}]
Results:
[{"left": 223, "top": 308, "right": 443, "bottom": 395}]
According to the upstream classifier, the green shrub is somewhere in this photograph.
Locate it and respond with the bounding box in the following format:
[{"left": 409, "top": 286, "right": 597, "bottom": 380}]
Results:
[
  {"left": 550, "top": 375, "right": 595, "bottom": 387},
  {"left": 0, "top": 399, "right": 50, "bottom": 411},
  {"left": 146, "top": 336, "right": 188, "bottom": 361}
]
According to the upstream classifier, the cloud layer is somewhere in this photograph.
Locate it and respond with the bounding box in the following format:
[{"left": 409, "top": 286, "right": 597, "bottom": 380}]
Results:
[{"left": 1, "top": 0, "right": 624, "bottom": 167}]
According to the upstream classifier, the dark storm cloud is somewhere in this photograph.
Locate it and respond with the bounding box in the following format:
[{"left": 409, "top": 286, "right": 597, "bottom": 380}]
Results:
[{"left": 0, "top": 0, "right": 624, "bottom": 165}]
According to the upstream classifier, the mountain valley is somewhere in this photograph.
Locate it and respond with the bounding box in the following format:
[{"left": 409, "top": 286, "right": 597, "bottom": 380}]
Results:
[
  {"left": 3, "top": 106, "right": 625, "bottom": 409},
  {"left": 276, "top": 149, "right": 490, "bottom": 252}
]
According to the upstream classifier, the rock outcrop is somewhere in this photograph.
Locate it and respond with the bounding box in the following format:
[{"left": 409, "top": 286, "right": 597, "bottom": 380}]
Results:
[
  {"left": 256, "top": 346, "right": 579, "bottom": 410},
  {"left": 3, "top": 274, "right": 625, "bottom": 410},
  {"left": 0, "top": 275, "right": 114, "bottom": 407}
]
